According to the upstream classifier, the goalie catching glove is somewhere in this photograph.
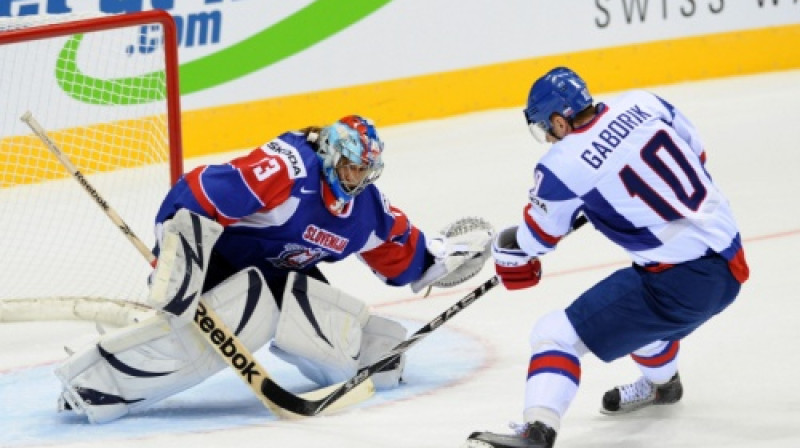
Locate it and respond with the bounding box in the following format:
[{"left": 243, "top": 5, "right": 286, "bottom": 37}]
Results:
[
  {"left": 410, "top": 216, "right": 494, "bottom": 294},
  {"left": 492, "top": 226, "right": 542, "bottom": 290}
]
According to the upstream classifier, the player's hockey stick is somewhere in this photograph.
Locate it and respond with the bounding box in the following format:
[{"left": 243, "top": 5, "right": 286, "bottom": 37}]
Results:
[
  {"left": 20, "top": 111, "right": 374, "bottom": 418},
  {"left": 261, "top": 214, "right": 590, "bottom": 416}
]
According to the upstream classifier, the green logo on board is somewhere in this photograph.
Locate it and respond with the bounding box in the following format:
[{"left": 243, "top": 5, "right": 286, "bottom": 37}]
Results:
[{"left": 56, "top": 0, "right": 391, "bottom": 105}]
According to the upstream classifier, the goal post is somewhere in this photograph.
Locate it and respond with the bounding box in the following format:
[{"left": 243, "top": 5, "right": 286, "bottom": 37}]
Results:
[{"left": 0, "top": 10, "right": 183, "bottom": 324}]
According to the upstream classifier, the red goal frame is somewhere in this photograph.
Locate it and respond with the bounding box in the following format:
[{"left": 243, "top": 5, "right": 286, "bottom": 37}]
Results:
[{"left": 0, "top": 9, "right": 184, "bottom": 183}]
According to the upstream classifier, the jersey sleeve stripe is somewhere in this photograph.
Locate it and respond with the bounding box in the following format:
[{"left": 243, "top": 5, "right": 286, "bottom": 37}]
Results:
[
  {"left": 523, "top": 204, "right": 561, "bottom": 247},
  {"left": 185, "top": 167, "right": 217, "bottom": 218},
  {"left": 582, "top": 191, "right": 662, "bottom": 251},
  {"left": 535, "top": 165, "right": 579, "bottom": 201},
  {"left": 359, "top": 207, "right": 424, "bottom": 281},
  {"left": 359, "top": 228, "right": 422, "bottom": 279},
  {"left": 185, "top": 166, "right": 241, "bottom": 226}
]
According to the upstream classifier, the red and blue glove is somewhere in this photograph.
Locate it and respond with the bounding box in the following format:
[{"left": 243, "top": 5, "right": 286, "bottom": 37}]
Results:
[{"left": 492, "top": 226, "right": 542, "bottom": 290}]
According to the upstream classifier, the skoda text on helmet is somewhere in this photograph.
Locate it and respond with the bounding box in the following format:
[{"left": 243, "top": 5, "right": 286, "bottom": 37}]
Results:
[
  {"left": 523, "top": 67, "right": 593, "bottom": 143},
  {"left": 317, "top": 115, "right": 385, "bottom": 208}
]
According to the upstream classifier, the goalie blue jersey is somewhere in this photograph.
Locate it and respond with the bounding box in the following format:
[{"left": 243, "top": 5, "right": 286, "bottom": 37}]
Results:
[
  {"left": 517, "top": 90, "right": 748, "bottom": 282},
  {"left": 154, "top": 131, "right": 428, "bottom": 287}
]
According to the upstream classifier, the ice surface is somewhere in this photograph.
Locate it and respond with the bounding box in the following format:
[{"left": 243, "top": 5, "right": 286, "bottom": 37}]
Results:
[{"left": 1, "top": 70, "right": 799, "bottom": 447}]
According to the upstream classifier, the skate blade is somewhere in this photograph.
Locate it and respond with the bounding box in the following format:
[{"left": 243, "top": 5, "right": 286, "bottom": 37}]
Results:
[
  {"left": 463, "top": 440, "right": 495, "bottom": 448},
  {"left": 599, "top": 400, "right": 652, "bottom": 415}
]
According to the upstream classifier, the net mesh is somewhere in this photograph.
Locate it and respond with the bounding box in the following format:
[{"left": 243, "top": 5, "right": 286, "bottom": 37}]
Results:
[{"left": 0, "top": 12, "right": 178, "bottom": 309}]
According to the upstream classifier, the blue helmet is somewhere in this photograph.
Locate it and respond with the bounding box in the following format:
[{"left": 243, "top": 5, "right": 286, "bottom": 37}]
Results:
[
  {"left": 523, "top": 67, "right": 593, "bottom": 142},
  {"left": 317, "top": 115, "right": 384, "bottom": 207}
]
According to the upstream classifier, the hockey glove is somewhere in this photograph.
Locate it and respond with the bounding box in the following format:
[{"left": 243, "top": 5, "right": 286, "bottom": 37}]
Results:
[
  {"left": 410, "top": 217, "right": 494, "bottom": 294},
  {"left": 492, "top": 226, "right": 541, "bottom": 290}
]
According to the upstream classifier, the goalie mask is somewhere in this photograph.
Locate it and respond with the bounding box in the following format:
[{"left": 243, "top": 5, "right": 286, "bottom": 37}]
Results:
[{"left": 317, "top": 115, "right": 385, "bottom": 209}]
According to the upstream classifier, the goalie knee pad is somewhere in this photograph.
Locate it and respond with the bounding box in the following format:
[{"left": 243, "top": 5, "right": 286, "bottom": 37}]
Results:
[
  {"left": 149, "top": 209, "right": 223, "bottom": 320},
  {"left": 359, "top": 315, "right": 407, "bottom": 389},
  {"left": 271, "top": 273, "right": 369, "bottom": 386},
  {"left": 57, "top": 267, "right": 278, "bottom": 423}
]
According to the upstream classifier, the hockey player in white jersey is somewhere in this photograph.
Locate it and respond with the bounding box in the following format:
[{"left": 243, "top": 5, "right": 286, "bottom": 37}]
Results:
[{"left": 465, "top": 67, "right": 749, "bottom": 448}]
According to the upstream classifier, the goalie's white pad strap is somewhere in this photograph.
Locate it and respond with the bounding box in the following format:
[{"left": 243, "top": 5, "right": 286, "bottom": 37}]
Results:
[
  {"left": 57, "top": 267, "right": 278, "bottom": 423},
  {"left": 272, "top": 272, "right": 369, "bottom": 386},
  {"left": 148, "top": 209, "right": 223, "bottom": 319}
]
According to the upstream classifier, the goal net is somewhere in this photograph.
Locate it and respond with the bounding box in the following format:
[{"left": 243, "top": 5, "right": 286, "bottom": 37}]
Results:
[{"left": 0, "top": 10, "right": 182, "bottom": 324}]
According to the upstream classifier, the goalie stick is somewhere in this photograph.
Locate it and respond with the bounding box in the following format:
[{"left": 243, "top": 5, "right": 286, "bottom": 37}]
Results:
[
  {"left": 20, "top": 111, "right": 374, "bottom": 419},
  {"left": 261, "top": 214, "right": 590, "bottom": 416}
]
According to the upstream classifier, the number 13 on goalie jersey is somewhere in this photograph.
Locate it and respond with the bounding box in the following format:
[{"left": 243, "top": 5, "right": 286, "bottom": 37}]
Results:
[{"left": 518, "top": 90, "right": 747, "bottom": 279}]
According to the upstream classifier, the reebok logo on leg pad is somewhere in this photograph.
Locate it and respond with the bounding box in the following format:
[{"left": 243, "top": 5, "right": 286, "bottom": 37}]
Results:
[{"left": 194, "top": 302, "right": 262, "bottom": 384}]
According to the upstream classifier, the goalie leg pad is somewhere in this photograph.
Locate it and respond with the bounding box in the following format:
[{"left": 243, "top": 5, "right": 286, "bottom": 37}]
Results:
[
  {"left": 271, "top": 272, "right": 369, "bottom": 386},
  {"left": 55, "top": 317, "right": 172, "bottom": 423},
  {"left": 149, "top": 209, "right": 223, "bottom": 320},
  {"left": 56, "top": 267, "right": 278, "bottom": 423},
  {"left": 359, "top": 315, "right": 407, "bottom": 389}
]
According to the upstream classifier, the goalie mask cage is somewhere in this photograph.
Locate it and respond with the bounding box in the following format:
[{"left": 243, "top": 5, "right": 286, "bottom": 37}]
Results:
[{"left": 0, "top": 10, "right": 182, "bottom": 325}]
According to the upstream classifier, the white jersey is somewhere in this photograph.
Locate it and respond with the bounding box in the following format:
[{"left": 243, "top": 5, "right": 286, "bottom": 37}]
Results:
[{"left": 517, "top": 89, "right": 743, "bottom": 266}]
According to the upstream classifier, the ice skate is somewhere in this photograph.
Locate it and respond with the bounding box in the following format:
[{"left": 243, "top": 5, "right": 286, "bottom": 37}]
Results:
[
  {"left": 601, "top": 372, "right": 683, "bottom": 414},
  {"left": 464, "top": 421, "right": 556, "bottom": 448}
]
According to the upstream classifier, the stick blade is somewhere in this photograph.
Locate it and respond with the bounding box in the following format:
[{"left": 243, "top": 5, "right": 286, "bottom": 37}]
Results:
[
  {"left": 261, "top": 376, "right": 376, "bottom": 418},
  {"left": 300, "top": 378, "right": 376, "bottom": 414}
]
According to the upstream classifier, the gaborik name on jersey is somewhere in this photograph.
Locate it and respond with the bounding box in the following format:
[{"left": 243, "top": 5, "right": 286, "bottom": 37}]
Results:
[{"left": 581, "top": 105, "right": 652, "bottom": 169}]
